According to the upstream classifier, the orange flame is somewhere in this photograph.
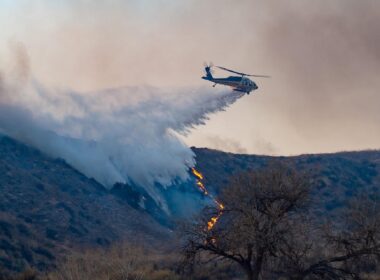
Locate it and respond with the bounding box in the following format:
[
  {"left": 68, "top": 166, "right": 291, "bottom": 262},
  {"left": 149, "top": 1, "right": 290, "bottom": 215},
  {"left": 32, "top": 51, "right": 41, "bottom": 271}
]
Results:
[
  {"left": 191, "top": 167, "right": 224, "bottom": 231},
  {"left": 196, "top": 181, "right": 208, "bottom": 195},
  {"left": 213, "top": 198, "right": 225, "bottom": 210},
  {"left": 191, "top": 168, "right": 204, "bottom": 180},
  {"left": 207, "top": 215, "right": 220, "bottom": 230}
]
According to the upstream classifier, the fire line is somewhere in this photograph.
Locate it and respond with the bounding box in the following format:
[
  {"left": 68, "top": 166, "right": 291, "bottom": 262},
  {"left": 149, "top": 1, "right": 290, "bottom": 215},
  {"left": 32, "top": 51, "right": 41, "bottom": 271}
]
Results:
[{"left": 191, "top": 167, "right": 224, "bottom": 230}]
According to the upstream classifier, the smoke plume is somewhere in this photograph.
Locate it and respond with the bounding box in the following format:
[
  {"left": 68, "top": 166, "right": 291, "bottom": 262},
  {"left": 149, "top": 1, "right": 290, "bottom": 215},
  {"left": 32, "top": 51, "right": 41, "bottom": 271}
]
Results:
[{"left": 0, "top": 48, "right": 244, "bottom": 203}]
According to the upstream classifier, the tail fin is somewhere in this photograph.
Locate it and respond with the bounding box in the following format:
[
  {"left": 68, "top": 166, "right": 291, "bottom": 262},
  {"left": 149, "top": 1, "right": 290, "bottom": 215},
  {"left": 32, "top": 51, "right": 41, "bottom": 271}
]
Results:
[{"left": 203, "top": 66, "right": 213, "bottom": 80}]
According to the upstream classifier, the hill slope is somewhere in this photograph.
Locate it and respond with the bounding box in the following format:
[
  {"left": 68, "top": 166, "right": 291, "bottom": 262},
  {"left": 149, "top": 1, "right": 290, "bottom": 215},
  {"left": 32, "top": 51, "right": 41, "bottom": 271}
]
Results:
[
  {"left": 0, "top": 136, "right": 379, "bottom": 273},
  {"left": 193, "top": 147, "right": 380, "bottom": 211},
  {"left": 0, "top": 136, "right": 171, "bottom": 272}
]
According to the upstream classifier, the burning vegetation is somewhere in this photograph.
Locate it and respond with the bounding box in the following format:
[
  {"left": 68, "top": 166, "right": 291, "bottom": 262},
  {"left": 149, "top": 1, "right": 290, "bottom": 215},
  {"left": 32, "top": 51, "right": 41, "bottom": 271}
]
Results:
[{"left": 191, "top": 167, "right": 224, "bottom": 230}]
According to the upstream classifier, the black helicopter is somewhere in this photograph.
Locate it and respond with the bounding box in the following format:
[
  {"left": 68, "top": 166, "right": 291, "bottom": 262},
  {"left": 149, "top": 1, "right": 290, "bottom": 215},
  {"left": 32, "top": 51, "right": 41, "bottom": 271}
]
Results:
[{"left": 202, "top": 63, "right": 270, "bottom": 94}]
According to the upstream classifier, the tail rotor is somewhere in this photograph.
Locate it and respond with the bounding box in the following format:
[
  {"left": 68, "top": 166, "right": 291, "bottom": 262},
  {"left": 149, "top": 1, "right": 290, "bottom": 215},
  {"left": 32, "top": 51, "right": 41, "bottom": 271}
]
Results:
[{"left": 203, "top": 62, "right": 214, "bottom": 79}]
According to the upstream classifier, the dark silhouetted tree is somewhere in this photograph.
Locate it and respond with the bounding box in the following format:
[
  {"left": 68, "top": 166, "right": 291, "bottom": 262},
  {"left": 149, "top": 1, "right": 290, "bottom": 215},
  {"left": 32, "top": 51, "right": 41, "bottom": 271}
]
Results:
[
  {"left": 182, "top": 164, "right": 380, "bottom": 280},
  {"left": 182, "top": 164, "right": 310, "bottom": 280}
]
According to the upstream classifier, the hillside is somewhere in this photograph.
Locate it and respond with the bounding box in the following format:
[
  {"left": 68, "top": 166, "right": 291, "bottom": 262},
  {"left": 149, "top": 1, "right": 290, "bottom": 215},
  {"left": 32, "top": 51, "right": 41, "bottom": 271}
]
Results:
[
  {"left": 0, "top": 136, "right": 171, "bottom": 273},
  {"left": 193, "top": 147, "right": 380, "bottom": 212},
  {"left": 0, "top": 136, "right": 379, "bottom": 274}
]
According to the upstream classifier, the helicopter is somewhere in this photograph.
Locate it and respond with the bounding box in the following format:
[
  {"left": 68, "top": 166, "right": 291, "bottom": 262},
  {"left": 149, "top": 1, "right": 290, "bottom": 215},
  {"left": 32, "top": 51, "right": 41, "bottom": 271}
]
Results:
[{"left": 202, "top": 63, "right": 270, "bottom": 94}]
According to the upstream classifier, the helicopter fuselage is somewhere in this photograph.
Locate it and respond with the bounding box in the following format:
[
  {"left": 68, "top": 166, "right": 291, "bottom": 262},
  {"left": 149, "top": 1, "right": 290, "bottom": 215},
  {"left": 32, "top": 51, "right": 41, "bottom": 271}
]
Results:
[{"left": 202, "top": 75, "right": 258, "bottom": 94}]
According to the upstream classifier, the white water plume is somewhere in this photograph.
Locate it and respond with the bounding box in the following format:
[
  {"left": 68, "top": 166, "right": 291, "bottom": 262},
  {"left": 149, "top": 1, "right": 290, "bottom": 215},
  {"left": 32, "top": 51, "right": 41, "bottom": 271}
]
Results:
[{"left": 0, "top": 54, "right": 244, "bottom": 203}]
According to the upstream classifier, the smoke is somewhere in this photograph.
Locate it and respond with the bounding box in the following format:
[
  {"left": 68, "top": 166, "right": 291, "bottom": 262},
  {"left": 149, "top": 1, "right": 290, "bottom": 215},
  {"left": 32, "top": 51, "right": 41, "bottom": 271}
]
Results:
[
  {"left": 254, "top": 0, "right": 380, "bottom": 153},
  {"left": 2, "top": 1, "right": 379, "bottom": 154},
  {"left": 197, "top": 135, "right": 248, "bottom": 154},
  {"left": 0, "top": 47, "right": 244, "bottom": 204}
]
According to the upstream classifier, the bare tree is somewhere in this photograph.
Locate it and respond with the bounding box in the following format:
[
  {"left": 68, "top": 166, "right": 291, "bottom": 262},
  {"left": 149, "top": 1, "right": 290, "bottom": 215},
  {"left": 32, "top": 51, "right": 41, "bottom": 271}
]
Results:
[
  {"left": 280, "top": 195, "right": 380, "bottom": 280},
  {"left": 182, "top": 164, "right": 380, "bottom": 280},
  {"left": 182, "top": 164, "right": 310, "bottom": 280}
]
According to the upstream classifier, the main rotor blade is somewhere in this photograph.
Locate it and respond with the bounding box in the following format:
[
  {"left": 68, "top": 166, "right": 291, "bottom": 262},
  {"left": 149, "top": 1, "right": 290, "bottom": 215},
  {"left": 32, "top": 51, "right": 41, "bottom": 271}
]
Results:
[
  {"left": 216, "top": 66, "right": 246, "bottom": 76},
  {"left": 248, "top": 74, "right": 271, "bottom": 78},
  {"left": 216, "top": 66, "right": 270, "bottom": 78}
]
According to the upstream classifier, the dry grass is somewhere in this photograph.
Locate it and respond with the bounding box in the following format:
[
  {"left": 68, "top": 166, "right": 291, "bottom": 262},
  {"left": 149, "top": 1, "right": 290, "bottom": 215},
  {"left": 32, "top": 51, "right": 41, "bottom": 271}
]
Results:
[
  {"left": 45, "top": 243, "right": 181, "bottom": 280},
  {"left": 42, "top": 241, "right": 238, "bottom": 280}
]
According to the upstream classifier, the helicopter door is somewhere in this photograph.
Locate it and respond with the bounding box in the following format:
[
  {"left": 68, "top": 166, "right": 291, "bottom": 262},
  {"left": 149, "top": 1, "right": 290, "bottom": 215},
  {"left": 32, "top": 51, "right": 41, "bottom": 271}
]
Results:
[{"left": 241, "top": 78, "right": 249, "bottom": 87}]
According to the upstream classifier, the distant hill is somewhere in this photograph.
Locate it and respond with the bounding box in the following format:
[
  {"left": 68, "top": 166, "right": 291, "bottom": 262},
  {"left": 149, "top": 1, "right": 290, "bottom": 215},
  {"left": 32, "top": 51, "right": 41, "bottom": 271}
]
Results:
[
  {"left": 193, "top": 147, "right": 380, "bottom": 212},
  {"left": 0, "top": 136, "right": 379, "bottom": 273}
]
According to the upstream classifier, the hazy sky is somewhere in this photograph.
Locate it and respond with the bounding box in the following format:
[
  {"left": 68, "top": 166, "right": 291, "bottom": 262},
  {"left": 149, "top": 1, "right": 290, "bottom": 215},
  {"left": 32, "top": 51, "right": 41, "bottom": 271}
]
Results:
[{"left": 0, "top": 0, "right": 379, "bottom": 155}]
